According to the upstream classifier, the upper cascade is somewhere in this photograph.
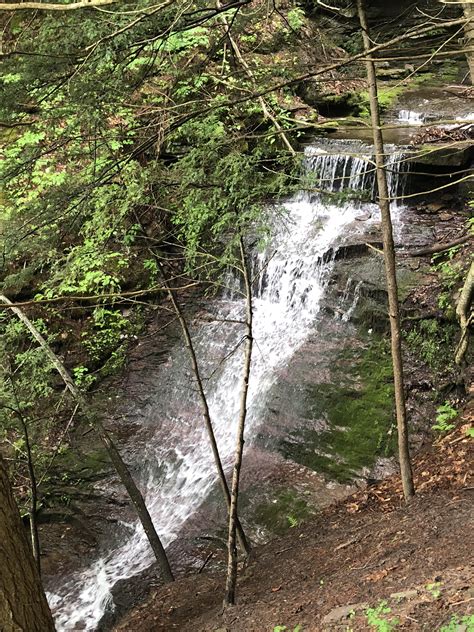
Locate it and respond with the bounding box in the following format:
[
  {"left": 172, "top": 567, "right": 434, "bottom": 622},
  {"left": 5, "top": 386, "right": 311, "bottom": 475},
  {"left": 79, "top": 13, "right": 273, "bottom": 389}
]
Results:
[
  {"left": 398, "top": 109, "right": 425, "bottom": 126},
  {"left": 303, "top": 140, "right": 409, "bottom": 202}
]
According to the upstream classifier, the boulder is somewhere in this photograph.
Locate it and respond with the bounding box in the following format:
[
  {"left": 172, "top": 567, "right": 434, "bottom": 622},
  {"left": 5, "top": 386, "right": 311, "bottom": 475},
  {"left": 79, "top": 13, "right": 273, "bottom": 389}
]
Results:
[{"left": 409, "top": 143, "right": 473, "bottom": 168}]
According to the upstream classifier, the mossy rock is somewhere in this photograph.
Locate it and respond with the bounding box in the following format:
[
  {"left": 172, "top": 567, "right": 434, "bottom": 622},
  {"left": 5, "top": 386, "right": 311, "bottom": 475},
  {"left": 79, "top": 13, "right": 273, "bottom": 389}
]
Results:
[
  {"left": 278, "top": 336, "right": 396, "bottom": 483},
  {"left": 250, "top": 489, "right": 311, "bottom": 536},
  {"left": 410, "top": 144, "right": 473, "bottom": 168}
]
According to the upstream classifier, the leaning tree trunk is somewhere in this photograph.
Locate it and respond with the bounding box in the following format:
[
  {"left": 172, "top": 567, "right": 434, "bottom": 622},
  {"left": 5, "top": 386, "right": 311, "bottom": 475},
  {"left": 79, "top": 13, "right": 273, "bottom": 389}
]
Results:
[
  {"left": 224, "top": 237, "right": 253, "bottom": 606},
  {"left": 0, "top": 294, "right": 174, "bottom": 583},
  {"left": 463, "top": 3, "right": 474, "bottom": 84},
  {"left": 0, "top": 453, "right": 56, "bottom": 632},
  {"left": 357, "top": 0, "right": 415, "bottom": 502},
  {"left": 455, "top": 260, "right": 474, "bottom": 365}
]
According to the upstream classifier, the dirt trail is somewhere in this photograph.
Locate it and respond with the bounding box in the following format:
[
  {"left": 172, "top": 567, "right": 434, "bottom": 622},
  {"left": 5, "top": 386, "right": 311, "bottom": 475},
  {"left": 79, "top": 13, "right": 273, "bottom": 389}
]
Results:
[{"left": 114, "top": 414, "right": 473, "bottom": 632}]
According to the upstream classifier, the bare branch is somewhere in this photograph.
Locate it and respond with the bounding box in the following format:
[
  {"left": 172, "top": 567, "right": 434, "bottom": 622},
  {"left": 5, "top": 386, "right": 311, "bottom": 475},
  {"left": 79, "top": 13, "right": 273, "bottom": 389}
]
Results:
[
  {"left": 0, "top": 0, "right": 121, "bottom": 11},
  {"left": 216, "top": 0, "right": 295, "bottom": 155}
]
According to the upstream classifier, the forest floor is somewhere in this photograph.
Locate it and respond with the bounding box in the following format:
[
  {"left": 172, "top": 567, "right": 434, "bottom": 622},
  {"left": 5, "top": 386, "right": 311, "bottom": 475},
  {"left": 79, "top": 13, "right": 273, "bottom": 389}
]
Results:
[{"left": 114, "top": 405, "right": 473, "bottom": 632}]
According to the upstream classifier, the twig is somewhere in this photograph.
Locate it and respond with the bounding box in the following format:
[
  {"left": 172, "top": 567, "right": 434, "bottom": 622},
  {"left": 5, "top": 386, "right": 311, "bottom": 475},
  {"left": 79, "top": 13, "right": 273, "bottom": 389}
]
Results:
[{"left": 198, "top": 552, "right": 214, "bottom": 574}]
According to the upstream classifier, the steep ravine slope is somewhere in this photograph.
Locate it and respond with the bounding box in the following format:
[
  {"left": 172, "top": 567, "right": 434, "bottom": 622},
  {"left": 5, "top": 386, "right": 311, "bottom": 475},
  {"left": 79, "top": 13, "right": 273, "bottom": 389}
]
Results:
[
  {"left": 108, "top": 188, "right": 473, "bottom": 631},
  {"left": 113, "top": 418, "right": 473, "bottom": 632}
]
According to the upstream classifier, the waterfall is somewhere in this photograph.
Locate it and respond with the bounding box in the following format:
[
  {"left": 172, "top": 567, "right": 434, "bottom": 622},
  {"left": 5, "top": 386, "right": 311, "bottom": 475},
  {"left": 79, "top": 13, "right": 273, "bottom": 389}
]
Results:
[
  {"left": 48, "top": 141, "right": 408, "bottom": 631},
  {"left": 398, "top": 110, "right": 425, "bottom": 126},
  {"left": 339, "top": 278, "right": 363, "bottom": 323},
  {"left": 397, "top": 109, "right": 474, "bottom": 129}
]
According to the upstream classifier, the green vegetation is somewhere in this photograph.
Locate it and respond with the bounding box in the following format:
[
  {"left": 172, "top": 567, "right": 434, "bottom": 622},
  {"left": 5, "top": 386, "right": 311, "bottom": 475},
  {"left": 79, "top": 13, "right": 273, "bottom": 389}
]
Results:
[
  {"left": 252, "top": 489, "right": 310, "bottom": 536},
  {"left": 0, "top": 1, "right": 472, "bottom": 627},
  {"left": 287, "top": 8, "right": 306, "bottom": 33},
  {"left": 425, "top": 581, "right": 443, "bottom": 599},
  {"left": 365, "top": 601, "right": 400, "bottom": 632},
  {"left": 0, "top": 0, "right": 304, "bottom": 519},
  {"left": 405, "top": 319, "right": 457, "bottom": 370},
  {"left": 280, "top": 338, "right": 396, "bottom": 483},
  {"left": 357, "top": 87, "right": 405, "bottom": 118},
  {"left": 432, "top": 250, "right": 464, "bottom": 314},
  {"left": 440, "top": 614, "right": 474, "bottom": 631},
  {"left": 433, "top": 403, "right": 457, "bottom": 433}
]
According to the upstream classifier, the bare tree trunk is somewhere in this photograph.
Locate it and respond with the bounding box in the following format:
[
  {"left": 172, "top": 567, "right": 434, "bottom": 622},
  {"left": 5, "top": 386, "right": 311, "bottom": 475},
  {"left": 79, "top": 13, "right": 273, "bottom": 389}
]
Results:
[
  {"left": 0, "top": 0, "right": 118, "bottom": 11},
  {"left": 24, "top": 421, "right": 41, "bottom": 575},
  {"left": 455, "top": 260, "right": 474, "bottom": 365},
  {"left": 463, "top": 3, "right": 474, "bottom": 83},
  {"left": 19, "top": 413, "right": 41, "bottom": 575},
  {"left": 8, "top": 377, "right": 42, "bottom": 576},
  {"left": 0, "top": 453, "right": 56, "bottom": 632},
  {"left": 156, "top": 260, "right": 251, "bottom": 557},
  {"left": 356, "top": 0, "right": 415, "bottom": 502},
  {"left": 224, "top": 237, "right": 253, "bottom": 606},
  {"left": 0, "top": 294, "right": 174, "bottom": 583}
]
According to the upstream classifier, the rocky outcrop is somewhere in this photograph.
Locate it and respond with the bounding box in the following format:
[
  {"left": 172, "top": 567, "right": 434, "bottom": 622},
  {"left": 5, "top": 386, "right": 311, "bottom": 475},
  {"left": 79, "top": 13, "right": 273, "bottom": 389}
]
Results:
[{"left": 409, "top": 143, "right": 473, "bottom": 168}]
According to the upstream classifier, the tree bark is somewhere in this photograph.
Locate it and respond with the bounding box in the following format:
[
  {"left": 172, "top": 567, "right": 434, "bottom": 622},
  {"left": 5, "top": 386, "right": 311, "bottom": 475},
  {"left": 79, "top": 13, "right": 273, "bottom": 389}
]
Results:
[
  {"left": 406, "top": 235, "right": 471, "bottom": 258},
  {"left": 19, "top": 412, "right": 41, "bottom": 576},
  {"left": 0, "top": 294, "right": 174, "bottom": 583},
  {"left": 463, "top": 3, "right": 474, "bottom": 83},
  {"left": 455, "top": 260, "right": 474, "bottom": 365},
  {"left": 7, "top": 376, "right": 42, "bottom": 576},
  {"left": 224, "top": 237, "right": 253, "bottom": 606},
  {"left": 0, "top": 453, "right": 55, "bottom": 632},
  {"left": 357, "top": 0, "right": 415, "bottom": 502},
  {"left": 157, "top": 261, "right": 251, "bottom": 557}
]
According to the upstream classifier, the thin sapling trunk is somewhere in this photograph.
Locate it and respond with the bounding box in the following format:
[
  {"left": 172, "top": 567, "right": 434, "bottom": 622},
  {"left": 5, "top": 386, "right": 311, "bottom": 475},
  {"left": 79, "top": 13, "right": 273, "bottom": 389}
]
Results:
[
  {"left": 356, "top": 0, "right": 415, "bottom": 502},
  {"left": 156, "top": 259, "right": 251, "bottom": 557},
  {"left": 224, "top": 237, "right": 253, "bottom": 606}
]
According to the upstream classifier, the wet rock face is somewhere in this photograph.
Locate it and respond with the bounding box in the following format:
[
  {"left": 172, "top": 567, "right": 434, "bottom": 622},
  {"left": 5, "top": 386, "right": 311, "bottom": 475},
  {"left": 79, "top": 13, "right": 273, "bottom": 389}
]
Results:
[{"left": 260, "top": 317, "right": 397, "bottom": 483}]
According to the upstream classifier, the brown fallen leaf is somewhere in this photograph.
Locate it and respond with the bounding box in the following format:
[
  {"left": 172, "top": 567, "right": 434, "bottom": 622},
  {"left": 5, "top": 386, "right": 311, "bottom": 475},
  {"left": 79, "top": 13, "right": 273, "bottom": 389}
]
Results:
[{"left": 365, "top": 569, "right": 388, "bottom": 582}]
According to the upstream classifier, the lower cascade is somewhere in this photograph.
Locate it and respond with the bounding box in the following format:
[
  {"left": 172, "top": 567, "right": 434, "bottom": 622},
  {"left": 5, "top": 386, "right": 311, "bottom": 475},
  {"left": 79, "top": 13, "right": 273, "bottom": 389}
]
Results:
[{"left": 48, "top": 141, "right": 408, "bottom": 630}]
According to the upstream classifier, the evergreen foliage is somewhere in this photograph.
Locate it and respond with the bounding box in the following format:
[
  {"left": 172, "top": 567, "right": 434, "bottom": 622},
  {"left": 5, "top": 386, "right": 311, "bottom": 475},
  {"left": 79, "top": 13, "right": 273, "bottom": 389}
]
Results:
[{"left": 0, "top": 0, "right": 303, "bottom": 513}]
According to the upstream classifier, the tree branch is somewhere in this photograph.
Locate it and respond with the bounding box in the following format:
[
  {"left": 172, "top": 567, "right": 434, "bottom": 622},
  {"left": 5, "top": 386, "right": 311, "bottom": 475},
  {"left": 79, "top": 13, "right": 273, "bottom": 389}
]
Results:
[
  {"left": 0, "top": 0, "right": 121, "bottom": 11},
  {"left": 0, "top": 293, "right": 175, "bottom": 582},
  {"left": 216, "top": 0, "right": 295, "bottom": 155}
]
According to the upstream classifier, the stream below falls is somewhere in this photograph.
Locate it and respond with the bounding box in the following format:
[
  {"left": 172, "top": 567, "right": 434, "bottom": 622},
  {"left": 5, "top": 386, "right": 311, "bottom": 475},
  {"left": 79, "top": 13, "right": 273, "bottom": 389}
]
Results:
[{"left": 47, "top": 140, "right": 410, "bottom": 630}]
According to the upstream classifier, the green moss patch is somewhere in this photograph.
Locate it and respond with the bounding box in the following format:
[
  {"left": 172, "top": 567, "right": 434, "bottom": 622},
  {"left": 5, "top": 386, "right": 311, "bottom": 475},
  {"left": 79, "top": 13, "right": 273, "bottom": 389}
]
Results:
[
  {"left": 252, "top": 489, "right": 311, "bottom": 536},
  {"left": 279, "top": 338, "right": 396, "bottom": 483}
]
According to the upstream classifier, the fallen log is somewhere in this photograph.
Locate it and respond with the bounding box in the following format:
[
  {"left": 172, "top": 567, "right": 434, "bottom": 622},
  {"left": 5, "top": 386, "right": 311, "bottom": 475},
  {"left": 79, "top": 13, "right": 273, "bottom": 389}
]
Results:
[{"left": 405, "top": 234, "right": 471, "bottom": 257}]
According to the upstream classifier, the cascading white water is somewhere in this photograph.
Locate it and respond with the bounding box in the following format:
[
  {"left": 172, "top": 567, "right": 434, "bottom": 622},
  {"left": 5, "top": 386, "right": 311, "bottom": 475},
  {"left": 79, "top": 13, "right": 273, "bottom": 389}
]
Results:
[
  {"left": 48, "top": 141, "right": 407, "bottom": 630},
  {"left": 397, "top": 109, "right": 474, "bottom": 129},
  {"left": 443, "top": 111, "right": 474, "bottom": 130},
  {"left": 454, "top": 112, "right": 474, "bottom": 122},
  {"left": 339, "top": 279, "right": 363, "bottom": 323},
  {"left": 398, "top": 110, "right": 425, "bottom": 126}
]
